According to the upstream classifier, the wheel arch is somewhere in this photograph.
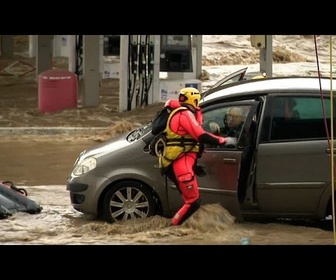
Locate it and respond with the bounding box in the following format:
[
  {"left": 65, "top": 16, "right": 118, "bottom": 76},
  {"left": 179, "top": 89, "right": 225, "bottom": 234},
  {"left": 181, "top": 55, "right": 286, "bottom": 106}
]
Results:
[{"left": 319, "top": 182, "right": 334, "bottom": 218}]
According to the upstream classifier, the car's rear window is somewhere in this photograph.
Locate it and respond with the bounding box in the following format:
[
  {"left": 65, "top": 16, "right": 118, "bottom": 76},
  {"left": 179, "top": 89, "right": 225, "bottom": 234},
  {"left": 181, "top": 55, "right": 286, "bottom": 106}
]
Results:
[{"left": 269, "top": 96, "right": 333, "bottom": 141}]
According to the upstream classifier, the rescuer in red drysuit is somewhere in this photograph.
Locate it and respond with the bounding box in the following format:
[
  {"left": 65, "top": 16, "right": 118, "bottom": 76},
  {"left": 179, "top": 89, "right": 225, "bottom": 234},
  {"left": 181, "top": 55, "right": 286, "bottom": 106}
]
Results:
[{"left": 163, "top": 87, "right": 237, "bottom": 226}]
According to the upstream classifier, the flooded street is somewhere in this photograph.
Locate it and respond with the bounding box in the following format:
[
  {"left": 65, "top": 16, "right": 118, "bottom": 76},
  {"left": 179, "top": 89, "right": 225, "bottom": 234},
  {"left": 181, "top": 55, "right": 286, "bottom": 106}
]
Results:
[
  {"left": 1, "top": 35, "right": 336, "bottom": 245},
  {"left": 1, "top": 138, "right": 335, "bottom": 245}
]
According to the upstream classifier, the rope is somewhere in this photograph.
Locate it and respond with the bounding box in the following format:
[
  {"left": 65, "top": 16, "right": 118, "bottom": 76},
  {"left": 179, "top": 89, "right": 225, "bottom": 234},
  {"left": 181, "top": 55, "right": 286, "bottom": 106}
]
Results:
[
  {"left": 313, "top": 35, "right": 336, "bottom": 244},
  {"left": 329, "top": 36, "right": 336, "bottom": 244}
]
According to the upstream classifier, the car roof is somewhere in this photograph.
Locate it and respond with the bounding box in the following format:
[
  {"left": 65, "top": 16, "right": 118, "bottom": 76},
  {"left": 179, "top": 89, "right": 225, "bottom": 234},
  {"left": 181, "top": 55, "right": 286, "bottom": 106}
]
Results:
[{"left": 201, "top": 76, "right": 336, "bottom": 103}]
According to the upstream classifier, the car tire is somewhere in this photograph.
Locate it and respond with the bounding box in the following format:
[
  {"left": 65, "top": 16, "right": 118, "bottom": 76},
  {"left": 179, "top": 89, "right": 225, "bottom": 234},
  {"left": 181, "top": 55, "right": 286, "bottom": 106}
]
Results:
[{"left": 102, "top": 181, "right": 157, "bottom": 223}]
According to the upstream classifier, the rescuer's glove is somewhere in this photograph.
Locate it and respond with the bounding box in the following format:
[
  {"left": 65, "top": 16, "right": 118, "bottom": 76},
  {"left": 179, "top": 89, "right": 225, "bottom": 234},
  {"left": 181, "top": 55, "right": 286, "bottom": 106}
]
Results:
[
  {"left": 194, "top": 165, "right": 207, "bottom": 177},
  {"left": 225, "top": 137, "right": 238, "bottom": 147}
]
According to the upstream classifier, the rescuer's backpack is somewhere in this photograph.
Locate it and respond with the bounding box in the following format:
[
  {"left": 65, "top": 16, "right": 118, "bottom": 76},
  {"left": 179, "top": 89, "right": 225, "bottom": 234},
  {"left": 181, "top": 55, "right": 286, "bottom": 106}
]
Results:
[{"left": 149, "top": 106, "right": 186, "bottom": 157}]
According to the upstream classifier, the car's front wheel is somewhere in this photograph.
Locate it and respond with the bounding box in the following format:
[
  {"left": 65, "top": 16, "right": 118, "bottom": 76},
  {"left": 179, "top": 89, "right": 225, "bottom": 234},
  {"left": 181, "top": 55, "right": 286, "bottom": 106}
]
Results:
[{"left": 102, "top": 181, "right": 157, "bottom": 223}]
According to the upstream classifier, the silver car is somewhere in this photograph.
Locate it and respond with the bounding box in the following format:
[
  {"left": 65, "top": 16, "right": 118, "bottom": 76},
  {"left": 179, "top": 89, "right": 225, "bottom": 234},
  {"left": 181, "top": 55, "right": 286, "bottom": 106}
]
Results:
[{"left": 66, "top": 73, "right": 336, "bottom": 224}]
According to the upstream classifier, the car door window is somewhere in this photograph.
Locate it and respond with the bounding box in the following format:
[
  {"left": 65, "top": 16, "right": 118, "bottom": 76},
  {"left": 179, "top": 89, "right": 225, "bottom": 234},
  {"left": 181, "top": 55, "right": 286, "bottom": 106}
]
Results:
[
  {"left": 202, "top": 104, "right": 252, "bottom": 147},
  {"left": 269, "top": 96, "right": 334, "bottom": 141}
]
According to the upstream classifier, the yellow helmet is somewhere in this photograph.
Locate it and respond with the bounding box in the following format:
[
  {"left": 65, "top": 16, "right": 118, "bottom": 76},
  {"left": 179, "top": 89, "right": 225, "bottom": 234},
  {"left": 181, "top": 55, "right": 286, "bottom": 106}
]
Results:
[{"left": 178, "top": 87, "right": 201, "bottom": 108}]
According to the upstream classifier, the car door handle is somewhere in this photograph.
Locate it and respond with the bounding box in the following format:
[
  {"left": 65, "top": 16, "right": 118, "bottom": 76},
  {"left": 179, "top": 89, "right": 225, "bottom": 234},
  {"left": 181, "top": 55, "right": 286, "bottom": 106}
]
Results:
[
  {"left": 325, "top": 148, "right": 336, "bottom": 155},
  {"left": 223, "top": 158, "right": 237, "bottom": 164}
]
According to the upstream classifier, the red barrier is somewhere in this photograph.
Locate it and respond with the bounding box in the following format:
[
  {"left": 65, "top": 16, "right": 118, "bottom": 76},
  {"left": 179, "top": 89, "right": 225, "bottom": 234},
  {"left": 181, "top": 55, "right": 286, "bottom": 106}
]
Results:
[{"left": 38, "top": 69, "right": 78, "bottom": 113}]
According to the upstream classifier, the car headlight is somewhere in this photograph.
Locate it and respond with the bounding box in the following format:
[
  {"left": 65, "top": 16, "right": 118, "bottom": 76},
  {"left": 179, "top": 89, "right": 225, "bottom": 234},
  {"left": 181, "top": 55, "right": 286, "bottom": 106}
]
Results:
[{"left": 72, "top": 157, "right": 97, "bottom": 176}]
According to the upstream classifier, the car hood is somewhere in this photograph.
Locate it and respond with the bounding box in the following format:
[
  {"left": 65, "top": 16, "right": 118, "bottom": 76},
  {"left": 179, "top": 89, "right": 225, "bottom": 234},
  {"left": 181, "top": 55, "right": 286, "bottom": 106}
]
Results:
[
  {"left": 80, "top": 133, "right": 131, "bottom": 160},
  {"left": 78, "top": 122, "right": 153, "bottom": 161}
]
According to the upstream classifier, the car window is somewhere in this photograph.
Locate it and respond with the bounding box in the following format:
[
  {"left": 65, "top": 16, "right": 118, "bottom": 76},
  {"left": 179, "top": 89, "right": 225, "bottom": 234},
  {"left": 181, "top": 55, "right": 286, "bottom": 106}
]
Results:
[
  {"left": 269, "top": 96, "right": 334, "bottom": 141},
  {"left": 202, "top": 104, "right": 252, "bottom": 148}
]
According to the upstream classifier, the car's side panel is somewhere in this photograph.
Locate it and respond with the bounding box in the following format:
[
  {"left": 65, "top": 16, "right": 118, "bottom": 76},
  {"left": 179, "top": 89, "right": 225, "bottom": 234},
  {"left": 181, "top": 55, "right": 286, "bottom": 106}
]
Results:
[
  {"left": 254, "top": 93, "right": 334, "bottom": 219},
  {"left": 256, "top": 140, "right": 331, "bottom": 217}
]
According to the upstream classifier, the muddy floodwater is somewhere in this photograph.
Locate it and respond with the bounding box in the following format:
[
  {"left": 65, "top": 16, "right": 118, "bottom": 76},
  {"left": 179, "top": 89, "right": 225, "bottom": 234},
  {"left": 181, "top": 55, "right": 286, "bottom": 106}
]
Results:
[
  {"left": 0, "top": 138, "right": 335, "bottom": 245},
  {"left": 2, "top": 35, "right": 336, "bottom": 246}
]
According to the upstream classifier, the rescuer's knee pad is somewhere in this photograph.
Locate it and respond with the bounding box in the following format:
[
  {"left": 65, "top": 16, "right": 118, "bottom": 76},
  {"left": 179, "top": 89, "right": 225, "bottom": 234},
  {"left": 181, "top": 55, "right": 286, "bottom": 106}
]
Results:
[{"left": 177, "top": 172, "right": 199, "bottom": 202}]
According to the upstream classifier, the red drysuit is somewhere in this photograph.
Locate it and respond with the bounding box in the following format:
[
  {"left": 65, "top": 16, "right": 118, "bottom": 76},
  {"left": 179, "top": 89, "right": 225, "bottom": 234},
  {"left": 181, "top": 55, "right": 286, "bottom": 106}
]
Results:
[{"left": 164, "top": 99, "right": 231, "bottom": 226}]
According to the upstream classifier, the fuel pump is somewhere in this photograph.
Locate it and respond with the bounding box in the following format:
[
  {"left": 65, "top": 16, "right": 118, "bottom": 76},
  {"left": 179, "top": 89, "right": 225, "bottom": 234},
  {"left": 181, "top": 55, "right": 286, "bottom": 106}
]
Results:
[
  {"left": 146, "top": 37, "right": 154, "bottom": 104},
  {"left": 103, "top": 35, "right": 120, "bottom": 56},
  {"left": 139, "top": 35, "right": 155, "bottom": 106},
  {"left": 126, "top": 35, "right": 155, "bottom": 110},
  {"left": 120, "top": 35, "right": 203, "bottom": 111},
  {"left": 127, "top": 35, "right": 139, "bottom": 111},
  {"left": 137, "top": 35, "right": 146, "bottom": 106},
  {"left": 158, "top": 35, "right": 202, "bottom": 102},
  {"left": 160, "top": 35, "right": 193, "bottom": 72}
]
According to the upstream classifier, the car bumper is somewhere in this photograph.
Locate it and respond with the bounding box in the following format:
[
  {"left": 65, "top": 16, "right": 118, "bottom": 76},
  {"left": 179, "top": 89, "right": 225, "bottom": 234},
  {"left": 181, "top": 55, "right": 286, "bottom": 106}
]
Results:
[{"left": 66, "top": 174, "right": 110, "bottom": 217}]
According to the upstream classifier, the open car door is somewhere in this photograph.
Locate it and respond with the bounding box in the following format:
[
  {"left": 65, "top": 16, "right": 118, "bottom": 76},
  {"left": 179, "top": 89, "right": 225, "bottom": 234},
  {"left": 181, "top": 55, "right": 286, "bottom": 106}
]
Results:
[
  {"left": 198, "top": 100, "right": 260, "bottom": 221},
  {"left": 202, "top": 67, "right": 248, "bottom": 99}
]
